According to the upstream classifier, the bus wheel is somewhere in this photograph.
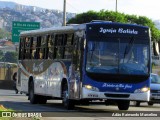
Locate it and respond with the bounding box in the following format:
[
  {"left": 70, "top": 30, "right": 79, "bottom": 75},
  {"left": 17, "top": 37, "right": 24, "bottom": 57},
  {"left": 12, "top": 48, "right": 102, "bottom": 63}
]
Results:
[
  {"left": 62, "top": 84, "right": 75, "bottom": 110},
  {"left": 38, "top": 96, "right": 47, "bottom": 104},
  {"left": 80, "top": 100, "right": 89, "bottom": 105},
  {"left": 133, "top": 101, "right": 141, "bottom": 107},
  {"left": 148, "top": 102, "right": 153, "bottom": 106},
  {"left": 117, "top": 100, "right": 130, "bottom": 110},
  {"left": 135, "top": 101, "right": 141, "bottom": 107},
  {"left": 29, "top": 81, "right": 38, "bottom": 104},
  {"left": 105, "top": 99, "right": 115, "bottom": 106}
]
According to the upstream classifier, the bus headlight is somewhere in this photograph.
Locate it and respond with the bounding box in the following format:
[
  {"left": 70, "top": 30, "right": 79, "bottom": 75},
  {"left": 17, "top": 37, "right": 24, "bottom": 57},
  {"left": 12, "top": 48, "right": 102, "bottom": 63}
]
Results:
[
  {"left": 134, "top": 87, "right": 150, "bottom": 93},
  {"left": 84, "top": 85, "right": 99, "bottom": 92}
]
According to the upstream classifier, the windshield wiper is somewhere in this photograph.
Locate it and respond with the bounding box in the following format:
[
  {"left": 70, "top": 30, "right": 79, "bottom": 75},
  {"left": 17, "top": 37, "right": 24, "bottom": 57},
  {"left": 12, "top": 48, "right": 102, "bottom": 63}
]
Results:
[
  {"left": 123, "top": 37, "right": 135, "bottom": 63},
  {"left": 89, "top": 43, "right": 95, "bottom": 64}
]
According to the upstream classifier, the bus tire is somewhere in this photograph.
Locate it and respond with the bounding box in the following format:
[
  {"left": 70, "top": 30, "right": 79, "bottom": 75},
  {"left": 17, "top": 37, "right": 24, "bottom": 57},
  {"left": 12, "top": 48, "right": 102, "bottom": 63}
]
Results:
[
  {"left": 62, "top": 83, "right": 75, "bottom": 110},
  {"left": 135, "top": 101, "right": 141, "bottom": 107},
  {"left": 29, "top": 81, "right": 38, "bottom": 104},
  {"left": 38, "top": 96, "right": 47, "bottom": 104},
  {"left": 105, "top": 99, "right": 115, "bottom": 106},
  {"left": 117, "top": 100, "right": 130, "bottom": 110},
  {"left": 148, "top": 102, "right": 153, "bottom": 106},
  {"left": 80, "top": 100, "right": 89, "bottom": 105}
]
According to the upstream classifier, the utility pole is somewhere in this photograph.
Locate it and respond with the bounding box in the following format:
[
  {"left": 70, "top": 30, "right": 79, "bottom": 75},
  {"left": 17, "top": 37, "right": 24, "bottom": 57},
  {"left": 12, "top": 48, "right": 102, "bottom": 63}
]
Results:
[
  {"left": 63, "top": 0, "right": 66, "bottom": 26},
  {"left": 115, "top": 0, "right": 117, "bottom": 12}
]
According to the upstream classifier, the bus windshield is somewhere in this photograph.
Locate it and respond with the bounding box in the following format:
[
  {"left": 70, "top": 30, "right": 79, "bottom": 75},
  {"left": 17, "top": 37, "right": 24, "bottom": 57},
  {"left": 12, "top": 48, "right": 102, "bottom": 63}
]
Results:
[{"left": 86, "top": 37, "right": 149, "bottom": 75}]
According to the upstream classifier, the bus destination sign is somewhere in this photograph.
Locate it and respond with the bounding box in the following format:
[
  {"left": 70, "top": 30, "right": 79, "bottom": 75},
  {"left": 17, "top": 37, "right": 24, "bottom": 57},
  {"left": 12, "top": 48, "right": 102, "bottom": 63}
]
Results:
[{"left": 87, "top": 23, "right": 149, "bottom": 38}]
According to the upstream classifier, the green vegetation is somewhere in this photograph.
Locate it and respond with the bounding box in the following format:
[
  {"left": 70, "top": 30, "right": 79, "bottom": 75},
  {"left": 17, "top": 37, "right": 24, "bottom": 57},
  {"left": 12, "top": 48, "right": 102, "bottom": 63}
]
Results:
[
  {"left": 3, "top": 52, "right": 18, "bottom": 63},
  {"left": 0, "top": 105, "right": 13, "bottom": 120},
  {"left": 68, "top": 10, "right": 160, "bottom": 41},
  {"left": 0, "top": 105, "right": 12, "bottom": 111},
  {"left": 0, "top": 50, "right": 3, "bottom": 60},
  {"left": 0, "top": 105, "right": 39, "bottom": 120},
  {"left": 0, "top": 28, "right": 11, "bottom": 39},
  {"left": 0, "top": 51, "right": 18, "bottom": 63}
]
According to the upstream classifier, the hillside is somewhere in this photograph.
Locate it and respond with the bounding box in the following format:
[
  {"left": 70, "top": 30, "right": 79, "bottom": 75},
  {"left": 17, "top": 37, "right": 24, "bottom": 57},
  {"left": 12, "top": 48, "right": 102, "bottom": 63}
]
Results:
[
  {"left": 0, "top": 1, "right": 75, "bottom": 32},
  {"left": 0, "top": 1, "right": 17, "bottom": 9},
  {"left": 0, "top": 1, "right": 160, "bottom": 32}
]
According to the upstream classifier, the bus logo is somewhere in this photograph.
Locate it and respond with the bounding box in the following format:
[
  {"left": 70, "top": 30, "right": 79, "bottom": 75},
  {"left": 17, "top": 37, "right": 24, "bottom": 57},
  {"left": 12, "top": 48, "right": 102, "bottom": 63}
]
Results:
[{"left": 99, "top": 27, "right": 138, "bottom": 35}]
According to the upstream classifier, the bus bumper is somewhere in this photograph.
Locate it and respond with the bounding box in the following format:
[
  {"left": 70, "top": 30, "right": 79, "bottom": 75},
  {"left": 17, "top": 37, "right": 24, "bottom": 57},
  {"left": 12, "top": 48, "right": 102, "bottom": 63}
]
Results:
[{"left": 81, "top": 88, "right": 150, "bottom": 101}]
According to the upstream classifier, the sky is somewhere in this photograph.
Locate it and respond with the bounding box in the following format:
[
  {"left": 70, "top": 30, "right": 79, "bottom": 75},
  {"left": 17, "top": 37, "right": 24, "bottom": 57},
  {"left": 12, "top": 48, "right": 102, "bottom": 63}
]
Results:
[{"left": 1, "top": 0, "right": 160, "bottom": 20}]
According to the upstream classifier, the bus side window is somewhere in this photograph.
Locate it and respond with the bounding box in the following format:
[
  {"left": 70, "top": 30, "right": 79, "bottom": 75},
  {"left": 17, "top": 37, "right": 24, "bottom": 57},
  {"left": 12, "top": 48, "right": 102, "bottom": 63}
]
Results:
[
  {"left": 72, "top": 36, "right": 82, "bottom": 71},
  {"left": 39, "top": 35, "right": 48, "bottom": 59},
  {"left": 39, "top": 37, "right": 43, "bottom": 59},
  {"left": 64, "top": 33, "right": 74, "bottom": 59},
  {"left": 35, "top": 36, "right": 41, "bottom": 59},
  {"left": 31, "top": 37, "right": 37, "bottom": 59},
  {"left": 25, "top": 37, "right": 31, "bottom": 59},
  {"left": 40, "top": 36, "right": 44, "bottom": 59},
  {"left": 19, "top": 37, "right": 25, "bottom": 60},
  {"left": 55, "top": 34, "right": 64, "bottom": 59},
  {"left": 30, "top": 37, "right": 33, "bottom": 59},
  {"left": 72, "top": 37, "right": 78, "bottom": 65},
  {"left": 48, "top": 35, "right": 54, "bottom": 59}
]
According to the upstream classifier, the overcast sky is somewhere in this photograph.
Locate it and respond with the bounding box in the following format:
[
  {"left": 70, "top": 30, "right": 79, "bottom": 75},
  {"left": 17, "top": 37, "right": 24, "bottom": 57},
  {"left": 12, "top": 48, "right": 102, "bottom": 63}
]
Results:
[{"left": 1, "top": 0, "right": 160, "bottom": 20}]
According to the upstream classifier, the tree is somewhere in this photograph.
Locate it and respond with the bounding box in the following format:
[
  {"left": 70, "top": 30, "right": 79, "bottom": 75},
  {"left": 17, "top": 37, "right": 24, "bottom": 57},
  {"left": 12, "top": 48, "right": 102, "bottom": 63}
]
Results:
[
  {"left": 134, "top": 16, "right": 160, "bottom": 41},
  {"left": 68, "top": 10, "right": 100, "bottom": 24},
  {"left": 0, "top": 28, "right": 11, "bottom": 39},
  {"left": 3, "top": 51, "right": 18, "bottom": 63},
  {"left": 98, "top": 10, "right": 127, "bottom": 23},
  {"left": 0, "top": 50, "right": 3, "bottom": 62},
  {"left": 68, "top": 10, "right": 160, "bottom": 41}
]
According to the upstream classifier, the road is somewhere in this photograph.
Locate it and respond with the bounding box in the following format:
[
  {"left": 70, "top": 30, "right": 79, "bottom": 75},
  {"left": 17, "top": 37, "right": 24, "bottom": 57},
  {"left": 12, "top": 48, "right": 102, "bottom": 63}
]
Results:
[{"left": 0, "top": 89, "right": 160, "bottom": 120}]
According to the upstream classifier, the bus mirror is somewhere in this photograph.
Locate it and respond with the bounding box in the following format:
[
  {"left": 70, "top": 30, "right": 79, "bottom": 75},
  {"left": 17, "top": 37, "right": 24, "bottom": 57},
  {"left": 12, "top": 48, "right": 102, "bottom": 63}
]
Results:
[
  {"left": 80, "top": 38, "right": 86, "bottom": 50},
  {"left": 80, "top": 43, "right": 84, "bottom": 50},
  {"left": 153, "top": 42, "right": 159, "bottom": 56}
]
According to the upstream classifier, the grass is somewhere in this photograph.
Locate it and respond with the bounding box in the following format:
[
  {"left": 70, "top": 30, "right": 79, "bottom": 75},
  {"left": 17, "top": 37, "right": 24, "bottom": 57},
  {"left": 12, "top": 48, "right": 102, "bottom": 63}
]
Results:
[
  {"left": 0, "top": 105, "right": 13, "bottom": 111},
  {"left": 0, "top": 105, "right": 13, "bottom": 120}
]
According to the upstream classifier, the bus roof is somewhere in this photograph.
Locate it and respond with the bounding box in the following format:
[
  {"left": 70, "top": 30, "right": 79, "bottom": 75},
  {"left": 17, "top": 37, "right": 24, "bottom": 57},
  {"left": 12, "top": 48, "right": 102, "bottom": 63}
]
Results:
[
  {"left": 87, "top": 21, "right": 149, "bottom": 29},
  {"left": 20, "top": 21, "right": 149, "bottom": 37},
  {"left": 20, "top": 24, "right": 86, "bottom": 37}
]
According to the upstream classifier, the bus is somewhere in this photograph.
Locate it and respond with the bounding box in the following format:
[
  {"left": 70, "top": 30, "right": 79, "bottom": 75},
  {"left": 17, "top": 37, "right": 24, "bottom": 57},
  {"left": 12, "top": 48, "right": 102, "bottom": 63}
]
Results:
[{"left": 17, "top": 21, "right": 151, "bottom": 110}]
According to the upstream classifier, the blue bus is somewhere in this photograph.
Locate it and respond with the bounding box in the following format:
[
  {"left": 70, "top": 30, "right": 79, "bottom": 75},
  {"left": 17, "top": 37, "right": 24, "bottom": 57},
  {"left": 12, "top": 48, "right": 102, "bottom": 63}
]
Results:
[{"left": 17, "top": 21, "right": 151, "bottom": 110}]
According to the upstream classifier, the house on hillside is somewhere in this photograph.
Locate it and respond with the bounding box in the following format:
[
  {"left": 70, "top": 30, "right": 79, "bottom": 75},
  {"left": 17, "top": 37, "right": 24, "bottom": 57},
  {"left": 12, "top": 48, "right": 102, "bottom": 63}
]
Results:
[{"left": 0, "top": 40, "right": 16, "bottom": 53}]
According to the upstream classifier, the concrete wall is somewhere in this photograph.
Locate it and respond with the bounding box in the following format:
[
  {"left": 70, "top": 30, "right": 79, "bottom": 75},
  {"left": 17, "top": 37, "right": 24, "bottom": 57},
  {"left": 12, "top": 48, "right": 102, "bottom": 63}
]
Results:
[
  {"left": 0, "top": 80, "right": 14, "bottom": 90},
  {"left": 0, "top": 67, "right": 17, "bottom": 80},
  {"left": 0, "top": 67, "right": 17, "bottom": 90}
]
